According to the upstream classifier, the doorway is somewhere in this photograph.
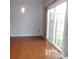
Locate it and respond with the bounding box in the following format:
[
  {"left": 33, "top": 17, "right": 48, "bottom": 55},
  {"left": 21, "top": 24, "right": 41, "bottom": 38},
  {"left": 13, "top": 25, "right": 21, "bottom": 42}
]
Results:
[{"left": 47, "top": 1, "right": 67, "bottom": 52}]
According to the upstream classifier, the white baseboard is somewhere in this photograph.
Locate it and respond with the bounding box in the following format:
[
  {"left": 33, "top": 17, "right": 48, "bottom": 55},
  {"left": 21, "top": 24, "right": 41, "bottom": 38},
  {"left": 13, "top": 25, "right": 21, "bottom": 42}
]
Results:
[{"left": 10, "top": 34, "right": 41, "bottom": 37}]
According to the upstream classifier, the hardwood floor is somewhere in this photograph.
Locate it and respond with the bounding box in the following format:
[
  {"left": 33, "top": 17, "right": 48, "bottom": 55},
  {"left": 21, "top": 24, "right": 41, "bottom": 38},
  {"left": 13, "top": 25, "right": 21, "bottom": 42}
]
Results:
[{"left": 10, "top": 36, "right": 61, "bottom": 59}]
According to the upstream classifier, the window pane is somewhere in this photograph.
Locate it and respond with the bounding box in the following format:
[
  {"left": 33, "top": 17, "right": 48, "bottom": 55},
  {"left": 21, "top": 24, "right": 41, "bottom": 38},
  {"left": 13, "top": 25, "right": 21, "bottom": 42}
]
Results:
[
  {"left": 55, "top": 2, "right": 67, "bottom": 14},
  {"left": 54, "top": 2, "right": 67, "bottom": 50},
  {"left": 55, "top": 22, "right": 64, "bottom": 49},
  {"left": 47, "top": 2, "right": 67, "bottom": 51},
  {"left": 48, "top": 9, "right": 55, "bottom": 42}
]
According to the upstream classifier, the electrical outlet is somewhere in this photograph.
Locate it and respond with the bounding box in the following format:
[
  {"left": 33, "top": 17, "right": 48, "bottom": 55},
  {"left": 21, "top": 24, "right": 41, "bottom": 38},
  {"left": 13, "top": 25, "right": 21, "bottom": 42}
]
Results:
[{"left": 38, "top": 30, "right": 40, "bottom": 33}]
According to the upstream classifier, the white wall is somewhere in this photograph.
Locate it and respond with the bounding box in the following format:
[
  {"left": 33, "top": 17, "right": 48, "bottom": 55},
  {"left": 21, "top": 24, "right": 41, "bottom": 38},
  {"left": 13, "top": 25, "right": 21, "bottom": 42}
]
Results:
[
  {"left": 10, "top": 0, "right": 44, "bottom": 36},
  {"left": 63, "top": 2, "right": 68, "bottom": 57}
]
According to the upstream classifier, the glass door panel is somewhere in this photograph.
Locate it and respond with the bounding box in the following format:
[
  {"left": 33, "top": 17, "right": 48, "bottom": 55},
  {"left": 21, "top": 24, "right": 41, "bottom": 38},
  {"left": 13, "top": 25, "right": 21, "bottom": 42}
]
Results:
[
  {"left": 47, "top": 2, "right": 67, "bottom": 51},
  {"left": 54, "top": 2, "right": 67, "bottom": 50},
  {"left": 47, "top": 9, "right": 55, "bottom": 42}
]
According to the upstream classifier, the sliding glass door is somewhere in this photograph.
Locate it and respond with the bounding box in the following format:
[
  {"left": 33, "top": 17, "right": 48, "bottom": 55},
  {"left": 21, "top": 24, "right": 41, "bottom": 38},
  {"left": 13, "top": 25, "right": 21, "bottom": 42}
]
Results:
[
  {"left": 47, "top": 2, "right": 67, "bottom": 51},
  {"left": 47, "top": 8, "right": 55, "bottom": 43}
]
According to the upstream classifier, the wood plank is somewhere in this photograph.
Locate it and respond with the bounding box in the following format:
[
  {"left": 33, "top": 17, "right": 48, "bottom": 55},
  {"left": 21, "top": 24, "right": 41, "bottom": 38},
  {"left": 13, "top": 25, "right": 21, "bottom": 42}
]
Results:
[{"left": 10, "top": 36, "right": 61, "bottom": 59}]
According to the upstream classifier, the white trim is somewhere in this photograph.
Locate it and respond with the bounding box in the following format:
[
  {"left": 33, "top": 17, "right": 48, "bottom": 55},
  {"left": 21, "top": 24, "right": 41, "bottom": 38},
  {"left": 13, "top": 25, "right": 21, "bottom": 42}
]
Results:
[
  {"left": 10, "top": 34, "right": 41, "bottom": 37},
  {"left": 48, "top": 0, "right": 67, "bottom": 10},
  {"left": 63, "top": 1, "right": 68, "bottom": 57}
]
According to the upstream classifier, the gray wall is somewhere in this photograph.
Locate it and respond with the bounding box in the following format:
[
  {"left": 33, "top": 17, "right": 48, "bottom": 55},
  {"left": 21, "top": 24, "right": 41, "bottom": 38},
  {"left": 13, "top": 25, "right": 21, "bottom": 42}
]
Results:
[
  {"left": 10, "top": 0, "right": 44, "bottom": 36},
  {"left": 43, "top": 0, "right": 55, "bottom": 7}
]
